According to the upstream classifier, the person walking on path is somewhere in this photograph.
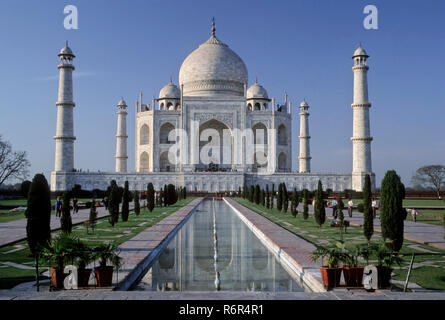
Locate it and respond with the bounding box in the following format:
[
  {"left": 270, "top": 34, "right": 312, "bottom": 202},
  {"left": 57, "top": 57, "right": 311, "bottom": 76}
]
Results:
[
  {"left": 73, "top": 197, "right": 79, "bottom": 214},
  {"left": 371, "top": 198, "right": 377, "bottom": 218},
  {"left": 411, "top": 208, "right": 418, "bottom": 222},
  {"left": 347, "top": 198, "right": 354, "bottom": 218},
  {"left": 104, "top": 196, "right": 109, "bottom": 211},
  {"left": 331, "top": 196, "right": 338, "bottom": 218},
  {"left": 55, "top": 196, "right": 62, "bottom": 217}
]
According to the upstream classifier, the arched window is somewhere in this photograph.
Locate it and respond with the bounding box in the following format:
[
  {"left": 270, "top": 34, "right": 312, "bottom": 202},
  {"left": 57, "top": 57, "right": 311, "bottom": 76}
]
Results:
[
  {"left": 263, "top": 103, "right": 268, "bottom": 110},
  {"left": 252, "top": 123, "right": 268, "bottom": 145},
  {"left": 254, "top": 103, "right": 261, "bottom": 111},
  {"left": 247, "top": 103, "right": 252, "bottom": 111},
  {"left": 278, "top": 152, "right": 287, "bottom": 172},
  {"left": 159, "top": 123, "right": 175, "bottom": 144},
  {"left": 175, "top": 103, "right": 181, "bottom": 110},
  {"left": 160, "top": 103, "right": 165, "bottom": 110},
  {"left": 160, "top": 151, "right": 173, "bottom": 172},
  {"left": 140, "top": 152, "right": 150, "bottom": 172},
  {"left": 140, "top": 124, "right": 150, "bottom": 145},
  {"left": 278, "top": 125, "right": 287, "bottom": 145},
  {"left": 167, "top": 102, "right": 174, "bottom": 111}
]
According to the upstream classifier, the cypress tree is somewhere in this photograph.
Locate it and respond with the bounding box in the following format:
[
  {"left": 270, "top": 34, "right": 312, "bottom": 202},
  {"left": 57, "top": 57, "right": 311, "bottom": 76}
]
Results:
[
  {"left": 26, "top": 174, "right": 52, "bottom": 255},
  {"left": 277, "top": 183, "right": 283, "bottom": 212},
  {"left": 182, "top": 186, "right": 187, "bottom": 199},
  {"left": 238, "top": 186, "right": 242, "bottom": 197},
  {"left": 164, "top": 184, "right": 168, "bottom": 206},
  {"left": 314, "top": 180, "right": 326, "bottom": 227},
  {"left": 147, "top": 183, "right": 155, "bottom": 212},
  {"left": 271, "top": 184, "right": 275, "bottom": 210},
  {"left": 291, "top": 188, "right": 299, "bottom": 217},
  {"left": 108, "top": 180, "right": 120, "bottom": 226},
  {"left": 89, "top": 198, "right": 98, "bottom": 233},
  {"left": 134, "top": 192, "right": 140, "bottom": 216},
  {"left": 60, "top": 191, "right": 72, "bottom": 234},
  {"left": 260, "top": 189, "right": 265, "bottom": 206},
  {"left": 266, "top": 185, "right": 270, "bottom": 209},
  {"left": 283, "top": 183, "right": 289, "bottom": 213},
  {"left": 249, "top": 185, "right": 254, "bottom": 202},
  {"left": 363, "top": 174, "right": 373, "bottom": 244},
  {"left": 380, "top": 170, "right": 405, "bottom": 251},
  {"left": 159, "top": 187, "right": 163, "bottom": 207},
  {"left": 303, "top": 189, "right": 309, "bottom": 220},
  {"left": 121, "top": 181, "right": 130, "bottom": 222},
  {"left": 254, "top": 184, "right": 260, "bottom": 204},
  {"left": 167, "top": 184, "right": 177, "bottom": 205}
]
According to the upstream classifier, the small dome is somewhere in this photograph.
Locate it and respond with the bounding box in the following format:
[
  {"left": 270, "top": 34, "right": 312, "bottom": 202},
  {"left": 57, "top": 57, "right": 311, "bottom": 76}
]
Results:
[
  {"left": 353, "top": 44, "right": 368, "bottom": 58},
  {"left": 300, "top": 100, "right": 309, "bottom": 107},
  {"left": 159, "top": 82, "right": 181, "bottom": 99},
  {"left": 58, "top": 42, "right": 75, "bottom": 57},
  {"left": 118, "top": 98, "right": 127, "bottom": 107},
  {"left": 247, "top": 82, "right": 268, "bottom": 100}
]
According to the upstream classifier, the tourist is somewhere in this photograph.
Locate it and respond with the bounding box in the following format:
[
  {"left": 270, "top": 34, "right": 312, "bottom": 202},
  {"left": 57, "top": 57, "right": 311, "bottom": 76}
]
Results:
[
  {"left": 347, "top": 198, "right": 354, "bottom": 217},
  {"left": 371, "top": 198, "right": 377, "bottom": 218},
  {"left": 55, "top": 196, "right": 62, "bottom": 217},
  {"left": 331, "top": 196, "right": 338, "bottom": 218},
  {"left": 104, "top": 196, "right": 109, "bottom": 211},
  {"left": 330, "top": 218, "right": 337, "bottom": 227},
  {"left": 73, "top": 197, "right": 79, "bottom": 214},
  {"left": 411, "top": 208, "right": 418, "bottom": 222}
]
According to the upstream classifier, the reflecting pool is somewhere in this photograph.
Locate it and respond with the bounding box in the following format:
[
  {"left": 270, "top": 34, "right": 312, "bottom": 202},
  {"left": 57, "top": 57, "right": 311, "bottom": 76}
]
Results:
[{"left": 133, "top": 199, "right": 306, "bottom": 292}]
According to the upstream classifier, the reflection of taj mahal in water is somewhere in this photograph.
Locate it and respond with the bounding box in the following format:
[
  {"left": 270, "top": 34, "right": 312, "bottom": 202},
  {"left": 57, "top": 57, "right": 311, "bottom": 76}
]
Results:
[{"left": 51, "top": 20, "right": 375, "bottom": 192}]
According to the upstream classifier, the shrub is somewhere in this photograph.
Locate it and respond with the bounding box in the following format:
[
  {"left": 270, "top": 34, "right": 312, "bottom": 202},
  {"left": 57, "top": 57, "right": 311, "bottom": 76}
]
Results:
[
  {"left": 134, "top": 192, "right": 140, "bottom": 216},
  {"left": 266, "top": 185, "right": 270, "bottom": 209},
  {"left": 26, "top": 174, "right": 51, "bottom": 255},
  {"left": 271, "top": 184, "right": 275, "bottom": 210},
  {"left": 260, "top": 189, "right": 265, "bottom": 206},
  {"left": 357, "top": 203, "right": 364, "bottom": 213},
  {"left": 254, "top": 185, "right": 260, "bottom": 205},
  {"left": 283, "top": 184, "right": 289, "bottom": 213},
  {"left": 291, "top": 188, "right": 299, "bottom": 217},
  {"left": 249, "top": 185, "right": 254, "bottom": 203}
]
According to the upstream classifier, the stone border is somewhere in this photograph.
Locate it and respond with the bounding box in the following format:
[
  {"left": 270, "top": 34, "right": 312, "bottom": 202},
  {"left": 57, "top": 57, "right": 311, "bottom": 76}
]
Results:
[
  {"left": 224, "top": 198, "right": 326, "bottom": 293},
  {"left": 114, "top": 198, "right": 204, "bottom": 291}
]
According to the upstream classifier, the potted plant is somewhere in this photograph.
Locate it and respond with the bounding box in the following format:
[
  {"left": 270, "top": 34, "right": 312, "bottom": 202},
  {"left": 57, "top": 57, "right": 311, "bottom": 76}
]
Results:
[
  {"left": 39, "top": 234, "right": 78, "bottom": 289},
  {"left": 311, "top": 243, "right": 343, "bottom": 289},
  {"left": 73, "top": 241, "right": 93, "bottom": 288},
  {"left": 343, "top": 246, "right": 365, "bottom": 287},
  {"left": 92, "top": 243, "right": 122, "bottom": 287},
  {"left": 375, "top": 243, "right": 402, "bottom": 289}
]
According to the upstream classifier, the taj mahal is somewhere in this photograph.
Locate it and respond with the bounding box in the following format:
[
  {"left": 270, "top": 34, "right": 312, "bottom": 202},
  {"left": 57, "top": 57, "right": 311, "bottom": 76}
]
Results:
[{"left": 51, "top": 20, "right": 375, "bottom": 193}]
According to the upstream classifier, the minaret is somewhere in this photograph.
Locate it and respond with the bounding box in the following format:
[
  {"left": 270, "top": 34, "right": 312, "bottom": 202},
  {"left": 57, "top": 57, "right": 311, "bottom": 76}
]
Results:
[
  {"left": 54, "top": 42, "right": 76, "bottom": 172},
  {"left": 298, "top": 100, "right": 311, "bottom": 173},
  {"left": 115, "top": 98, "right": 128, "bottom": 172},
  {"left": 351, "top": 44, "right": 373, "bottom": 191}
]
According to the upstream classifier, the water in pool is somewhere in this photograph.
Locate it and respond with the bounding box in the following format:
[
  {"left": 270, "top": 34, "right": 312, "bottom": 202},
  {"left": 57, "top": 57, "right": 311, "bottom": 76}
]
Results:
[{"left": 133, "top": 199, "right": 306, "bottom": 292}]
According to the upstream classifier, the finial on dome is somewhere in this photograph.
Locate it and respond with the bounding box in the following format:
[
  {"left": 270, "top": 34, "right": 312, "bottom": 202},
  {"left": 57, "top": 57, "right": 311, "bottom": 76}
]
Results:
[
  {"left": 211, "top": 17, "right": 216, "bottom": 37},
  {"left": 255, "top": 76, "right": 258, "bottom": 84},
  {"left": 66, "top": 40, "right": 69, "bottom": 47},
  {"left": 170, "top": 75, "right": 172, "bottom": 83}
]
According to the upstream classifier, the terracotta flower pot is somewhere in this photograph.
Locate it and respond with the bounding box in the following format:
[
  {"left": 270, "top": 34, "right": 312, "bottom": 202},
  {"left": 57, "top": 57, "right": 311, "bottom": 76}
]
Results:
[
  {"left": 50, "top": 267, "right": 65, "bottom": 289},
  {"left": 343, "top": 266, "right": 364, "bottom": 287},
  {"left": 319, "top": 266, "right": 342, "bottom": 288},
  {"left": 377, "top": 266, "right": 392, "bottom": 289},
  {"left": 77, "top": 268, "right": 92, "bottom": 288},
  {"left": 95, "top": 266, "right": 114, "bottom": 287}
]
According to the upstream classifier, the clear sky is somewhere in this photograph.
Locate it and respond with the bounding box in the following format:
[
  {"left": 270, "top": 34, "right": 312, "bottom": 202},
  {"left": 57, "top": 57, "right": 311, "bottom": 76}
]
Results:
[{"left": 0, "top": 0, "right": 444, "bottom": 188}]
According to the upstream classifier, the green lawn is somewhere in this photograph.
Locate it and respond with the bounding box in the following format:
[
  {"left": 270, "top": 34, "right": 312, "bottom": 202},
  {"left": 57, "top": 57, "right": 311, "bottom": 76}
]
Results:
[
  {"left": 0, "top": 198, "right": 194, "bottom": 289},
  {"left": 234, "top": 198, "right": 445, "bottom": 290}
]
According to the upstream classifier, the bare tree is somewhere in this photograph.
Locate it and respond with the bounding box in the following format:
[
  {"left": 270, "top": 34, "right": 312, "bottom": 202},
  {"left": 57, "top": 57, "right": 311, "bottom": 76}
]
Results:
[
  {"left": 411, "top": 165, "right": 445, "bottom": 199},
  {"left": 0, "top": 135, "right": 30, "bottom": 187}
]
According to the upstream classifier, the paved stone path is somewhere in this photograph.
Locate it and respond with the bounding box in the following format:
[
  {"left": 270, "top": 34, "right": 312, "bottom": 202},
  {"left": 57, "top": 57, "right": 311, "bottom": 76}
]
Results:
[
  {"left": 0, "top": 203, "right": 133, "bottom": 247},
  {"left": 317, "top": 205, "right": 445, "bottom": 250}
]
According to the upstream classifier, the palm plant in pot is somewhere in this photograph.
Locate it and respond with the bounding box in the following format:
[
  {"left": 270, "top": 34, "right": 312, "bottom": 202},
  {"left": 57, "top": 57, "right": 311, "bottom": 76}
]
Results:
[
  {"left": 343, "top": 245, "right": 366, "bottom": 287},
  {"left": 73, "top": 241, "right": 94, "bottom": 288},
  {"left": 311, "top": 243, "right": 344, "bottom": 289},
  {"left": 39, "top": 234, "right": 78, "bottom": 289},
  {"left": 92, "top": 243, "right": 122, "bottom": 287},
  {"left": 375, "top": 242, "right": 402, "bottom": 289}
]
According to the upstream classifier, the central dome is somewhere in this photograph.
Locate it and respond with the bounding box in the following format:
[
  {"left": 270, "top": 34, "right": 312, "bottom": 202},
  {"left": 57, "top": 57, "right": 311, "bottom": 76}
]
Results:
[{"left": 179, "top": 23, "right": 248, "bottom": 97}]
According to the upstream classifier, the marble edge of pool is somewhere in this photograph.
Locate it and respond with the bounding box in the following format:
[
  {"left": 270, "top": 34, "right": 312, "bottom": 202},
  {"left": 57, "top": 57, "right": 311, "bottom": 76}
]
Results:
[
  {"left": 223, "top": 198, "right": 326, "bottom": 293},
  {"left": 113, "top": 198, "right": 205, "bottom": 291}
]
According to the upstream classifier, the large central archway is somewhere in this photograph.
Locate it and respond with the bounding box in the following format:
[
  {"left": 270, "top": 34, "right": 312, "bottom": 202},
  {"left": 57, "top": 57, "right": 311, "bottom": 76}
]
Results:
[{"left": 197, "top": 119, "right": 232, "bottom": 171}]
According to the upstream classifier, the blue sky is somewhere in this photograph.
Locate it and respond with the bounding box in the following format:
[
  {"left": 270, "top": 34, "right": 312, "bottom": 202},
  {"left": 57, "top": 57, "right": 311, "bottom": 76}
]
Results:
[{"left": 0, "top": 0, "right": 444, "bottom": 188}]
